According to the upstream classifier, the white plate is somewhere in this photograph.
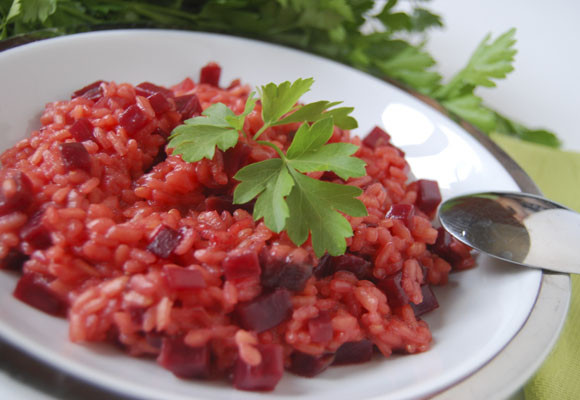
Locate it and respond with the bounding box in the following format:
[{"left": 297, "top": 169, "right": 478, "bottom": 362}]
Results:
[{"left": 0, "top": 30, "right": 563, "bottom": 400}]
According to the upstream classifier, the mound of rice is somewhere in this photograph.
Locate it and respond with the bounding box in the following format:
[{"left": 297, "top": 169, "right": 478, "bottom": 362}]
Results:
[{"left": 0, "top": 63, "right": 474, "bottom": 391}]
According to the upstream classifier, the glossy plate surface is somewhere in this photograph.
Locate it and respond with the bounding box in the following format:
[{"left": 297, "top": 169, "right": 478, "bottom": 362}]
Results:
[{"left": 0, "top": 30, "right": 555, "bottom": 400}]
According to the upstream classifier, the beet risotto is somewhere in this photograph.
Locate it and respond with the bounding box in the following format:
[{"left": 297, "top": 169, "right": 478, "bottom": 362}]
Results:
[{"left": 0, "top": 63, "right": 475, "bottom": 391}]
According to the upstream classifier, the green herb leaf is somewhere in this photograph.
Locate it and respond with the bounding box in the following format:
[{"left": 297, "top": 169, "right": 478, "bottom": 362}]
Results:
[
  {"left": 441, "top": 94, "right": 496, "bottom": 133},
  {"left": 435, "top": 28, "right": 517, "bottom": 99},
  {"left": 378, "top": 45, "right": 441, "bottom": 93},
  {"left": 19, "top": 0, "right": 57, "bottom": 23},
  {"left": 233, "top": 158, "right": 294, "bottom": 233},
  {"left": 168, "top": 103, "right": 239, "bottom": 162},
  {"left": 259, "top": 78, "right": 314, "bottom": 126},
  {"left": 234, "top": 115, "right": 367, "bottom": 256},
  {"left": 286, "top": 118, "right": 366, "bottom": 179},
  {"left": 285, "top": 170, "right": 366, "bottom": 257},
  {"left": 275, "top": 100, "right": 357, "bottom": 129}
]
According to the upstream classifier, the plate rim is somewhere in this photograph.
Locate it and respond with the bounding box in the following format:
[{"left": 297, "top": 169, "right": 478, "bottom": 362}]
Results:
[{"left": 0, "top": 28, "right": 571, "bottom": 400}]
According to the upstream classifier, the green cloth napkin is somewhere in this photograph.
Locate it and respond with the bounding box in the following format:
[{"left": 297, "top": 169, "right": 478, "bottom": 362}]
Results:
[{"left": 490, "top": 133, "right": 580, "bottom": 400}]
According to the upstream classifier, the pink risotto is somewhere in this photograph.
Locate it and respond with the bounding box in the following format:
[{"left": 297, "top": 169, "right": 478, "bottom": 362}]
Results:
[{"left": 0, "top": 63, "right": 475, "bottom": 391}]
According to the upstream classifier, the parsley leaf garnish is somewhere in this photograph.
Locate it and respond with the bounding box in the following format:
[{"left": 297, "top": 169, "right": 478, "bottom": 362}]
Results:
[
  {"left": 168, "top": 78, "right": 367, "bottom": 256},
  {"left": 234, "top": 117, "right": 366, "bottom": 257}
]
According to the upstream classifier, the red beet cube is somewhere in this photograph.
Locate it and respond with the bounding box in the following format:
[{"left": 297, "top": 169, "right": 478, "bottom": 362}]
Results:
[
  {"left": 136, "top": 82, "right": 174, "bottom": 98},
  {"left": 308, "top": 311, "right": 333, "bottom": 343},
  {"left": 20, "top": 211, "right": 51, "bottom": 250},
  {"left": 147, "top": 92, "right": 173, "bottom": 115},
  {"left": 415, "top": 179, "right": 441, "bottom": 215},
  {"left": 157, "top": 336, "right": 210, "bottom": 379},
  {"left": 332, "top": 340, "right": 374, "bottom": 365},
  {"left": 147, "top": 225, "right": 181, "bottom": 259},
  {"left": 377, "top": 272, "right": 409, "bottom": 308},
  {"left": 288, "top": 351, "right": 335, "bottom": 377},
  {"left": 60, "top": 142, "right": 91, "bottom": 172},
  {"left": 71, "top": 80, "right": 104, "bottom": 101},
  {"left": 163, "top": 265, "right": 206, "bottom": 290},
  {"left": 362, "top": 126, "right": 391, "bottom": 149},
  {"left": 13, "top": 272, "right": 68, "bottom": 316},
  {"left": 386, "top": 204, "right": 415, "bottom": 227},
  {"left": 260, "top": 248, "right": 313, "bottom": 292},
  {"left": 430, "top": 227, "right": 473, "bottom": 270},
  {"left": 0, "top": 249, "right": 28, "bottom": 271},
  {"left": 200, "top": 62, "right": 221, "bottom": 87},
  {"left": 119, "top": 104, "right": 148, "bottom": 135},
  {"left": 224, "top": 143, "right": 252, "bottom": 177},
  {"left": 233, "top": 344, "right": 284, "bottom": 391},
  {"left": 411, "top": 284, "right": 439, "bottom": 316},
  {"left": 0, "top": 170, "right": 33, "bottom": 216},
  {"left": 69, "top": 118, "right": 95, "bottom": 142},
  {"left": 234, "top": 289, "right": 292, "bottom": 333},
  {"left": 314, "top": 253, "right": 372, "bottom": 280},
  {"left": 223, "top": 251, "right": 261, "bottom": 281},
  {"left": 175, "top": 94, "right": 202, "bottom": 120}
]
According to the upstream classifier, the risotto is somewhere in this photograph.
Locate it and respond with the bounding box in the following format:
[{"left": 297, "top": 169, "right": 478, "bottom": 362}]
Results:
[{"left": 0, "top": 63, "right": 474, "bottom": 391}]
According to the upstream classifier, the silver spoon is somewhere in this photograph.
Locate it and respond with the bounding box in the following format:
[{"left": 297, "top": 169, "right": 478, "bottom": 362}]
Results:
[{"left": 438, "top": 191, "right": 580, "bottom": 274}]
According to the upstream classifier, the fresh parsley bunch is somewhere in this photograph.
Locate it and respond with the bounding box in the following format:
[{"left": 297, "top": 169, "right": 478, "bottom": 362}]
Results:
[
  {"left": 169, "top": 78, "right": 367, "bottom": 257},
  {"left": 0, "top": 0, "right": 559, "bottom": 146}
]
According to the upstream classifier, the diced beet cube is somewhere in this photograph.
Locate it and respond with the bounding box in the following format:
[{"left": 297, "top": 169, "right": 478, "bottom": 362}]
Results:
[
  {"left": 157, "top": 336, "right": 210, "bottom": 379},
  {"left": 224, "top": 143, "right": 252, "bottom": 177},
  {"left": 411, "top": 284, "right": 439, "bottom": 316},
  {"left": 362, "top": 126, "right": 391, "bottom": 149},
  {"left": 175, "top": 94, "right": 202, "bottom": 120},
  {"left": 171, "top": 77, "right": 195, "bottom": 93},
  {"left": 119, "top": 104, "right": 148, "bottom": 135},
  {"left": 260, "top": 249, "right": 313, "bottom": 292},
  {"left": 288, "top": 351, "right": 335, "bottom": 377},
  {"left": 59, "top": 142, "right": 91, "bottom": 172},
  {"left": 233, "top": 344, "right": 284, "bottom": 391},
  {"left": 147, "top": 225, "right": 181, "bottom": 259},
  {"left": 0, "top": 249, "right": 28, "bottom": 271},
  {"left": 205, "top": 195, "right": 234, "bottom": 213},
  {"left": 20, "top": 210, "right": 51, "bottom": 250},
  {"left": 313, "top": 254, "right": 334, "bottom": 278},
  {"left": 415, "top": 179, "right": 441, "bottom": 215},
  {"left": 377, "top": 272, "right": 409, "bottom": 308},
  {"left": 200, "top": 62, "right": 221, "bottom": 87},
  {"left": 320, "top": 171, "right": 341, "bottom": 182},
  {"left": 71, "top": 80, "right": 104, "bottom": 101},
  {"left": 332, "top": 340, "right": 374, "bottom": 365},
  {"left": 234, "top": 288, "right": 292, "bottom": 333},
  {"left": 146, "top": 331, "right": 163, "bottom": 349},
  {"left": 0, "top": 170, "right": 33, "bottom": 216},
  {"left": 314, "top": 253, "right": 372, "bottom": 280},
  {"left": 163, "top": 265, "right": 206, "bottom": 290},
  {"left": 223, "top": 251, "right": 261, "bottom": 281},
  {"left": 69, "top": 118, "right": 95, "bottom": 142},
  {"left": 429, "top": 227, "right": 474, "bottom": 270},
  {"left": 136, "top": 82, "right": 174, "bottom": 98},
  {"left": 386, "top": 204, "right": 415, "bottom": 227},
  {"left": 430, "top": 227, "right": 454, "bottom": 259},
  {"left": 308, "top": 311, "right": 333, "bottom": 343},
  {"left": 13, "top": 272, "right": 67, "bottom": 316},
  {"left": 147, "top": 92, "right": 173, "bottom": 115}
]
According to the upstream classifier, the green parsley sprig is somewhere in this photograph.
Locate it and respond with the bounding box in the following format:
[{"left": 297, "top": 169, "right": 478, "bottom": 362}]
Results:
[
  {"left": 0, "top": 0, "right": 560, "bottom": 147},
  {"left": 168, "top": 78, "right": 367, "bottom": 257}
]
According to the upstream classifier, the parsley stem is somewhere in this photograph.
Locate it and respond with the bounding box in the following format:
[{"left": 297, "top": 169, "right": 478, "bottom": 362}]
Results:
[
  {"left": 253, "top": 124, "right": 270, "bottom": 141},
  {"left": 256, "top": 140, "right": 286, "bottom": 160}
]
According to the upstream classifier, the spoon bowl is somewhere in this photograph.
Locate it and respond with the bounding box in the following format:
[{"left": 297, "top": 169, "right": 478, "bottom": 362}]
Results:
[{"left": 438, "top": 191, "right": 580, "bottom": 274}]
